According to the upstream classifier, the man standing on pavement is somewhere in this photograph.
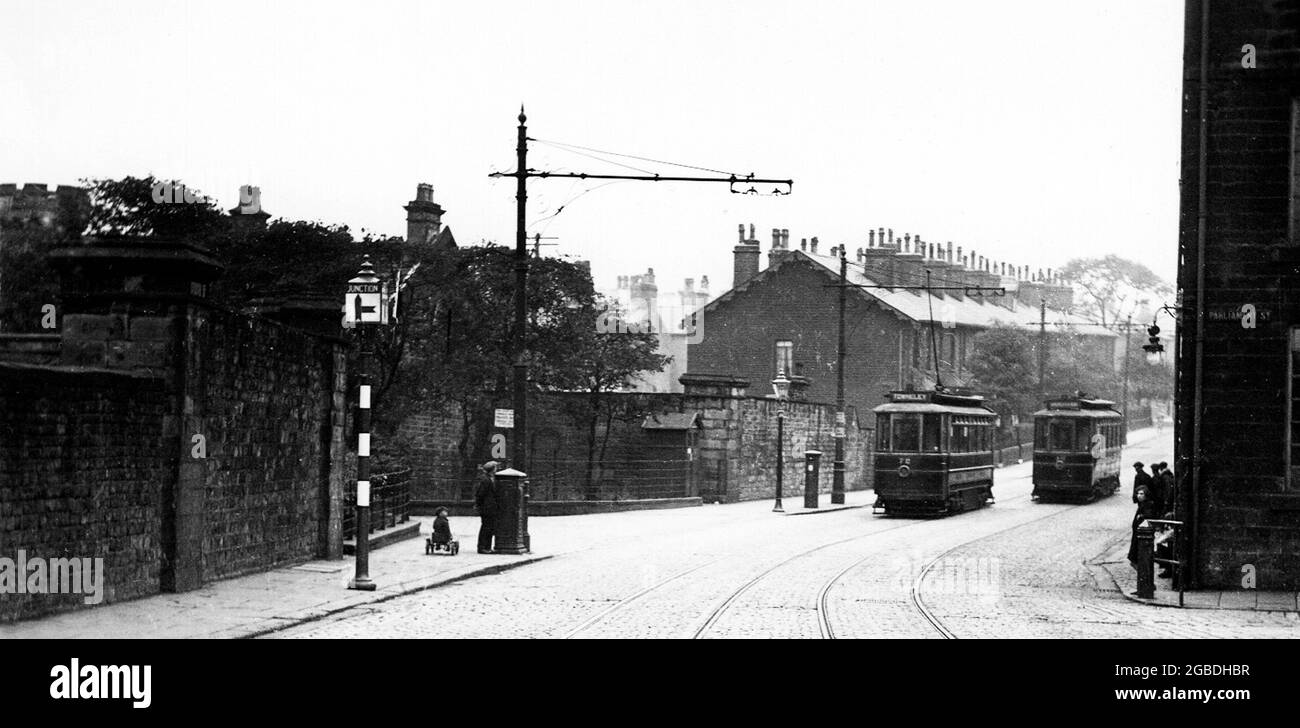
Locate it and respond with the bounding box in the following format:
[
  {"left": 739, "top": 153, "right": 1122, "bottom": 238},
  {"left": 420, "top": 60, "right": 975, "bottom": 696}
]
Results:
[
  {"left": 475, "top": 461, "right": 499, "bottom": 553},
  {"left": 1131, "top": 461, "right": 1153, "bottom": 503}
]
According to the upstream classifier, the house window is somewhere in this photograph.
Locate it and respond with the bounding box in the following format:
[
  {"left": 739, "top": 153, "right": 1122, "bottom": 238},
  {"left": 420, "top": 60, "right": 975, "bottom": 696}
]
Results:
[{"left": 775, "top": 340, "right": 793, "bottom": 377}]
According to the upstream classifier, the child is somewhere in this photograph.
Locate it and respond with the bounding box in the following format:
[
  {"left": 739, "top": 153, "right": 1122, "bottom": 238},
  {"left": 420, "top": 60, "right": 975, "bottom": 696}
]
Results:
[{"left": 432, "top": 506, "right": 453, "bottom": 547}]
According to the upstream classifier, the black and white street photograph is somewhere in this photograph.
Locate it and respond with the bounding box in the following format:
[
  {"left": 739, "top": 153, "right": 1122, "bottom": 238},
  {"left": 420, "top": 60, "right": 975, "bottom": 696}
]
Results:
[{"left": 0, "top": 0, "right": 1297, "bottom": 709}]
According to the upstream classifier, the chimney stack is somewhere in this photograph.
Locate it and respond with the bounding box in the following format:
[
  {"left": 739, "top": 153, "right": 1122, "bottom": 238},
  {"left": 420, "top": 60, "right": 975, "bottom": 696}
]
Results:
[
  {"left": 732, "top": 222, "right": 762, "bottom": 287},
  {"left": 405, "top": 183, "right": 445, "bottom": 245},
  {"left": 769, "top": 227, "right": 793, "bottom": 266}
]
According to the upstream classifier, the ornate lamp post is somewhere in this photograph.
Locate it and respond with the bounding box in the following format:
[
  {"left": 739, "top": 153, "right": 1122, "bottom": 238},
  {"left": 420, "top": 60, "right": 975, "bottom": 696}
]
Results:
[
  {"left": 344, "top": 255, "right": 388, "bottom": 591},
  {"left": 772, "top": 370, "right": 791, "bottom": 513}
]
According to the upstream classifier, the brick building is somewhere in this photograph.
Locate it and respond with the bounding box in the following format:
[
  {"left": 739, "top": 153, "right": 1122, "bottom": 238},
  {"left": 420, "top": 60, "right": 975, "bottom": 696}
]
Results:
[
  {"left": 1175, "top": 0, "right": 1300, "bottom": 588},
  {"left": 688, "top": 224, "right": 1114, "bottom": 419}
]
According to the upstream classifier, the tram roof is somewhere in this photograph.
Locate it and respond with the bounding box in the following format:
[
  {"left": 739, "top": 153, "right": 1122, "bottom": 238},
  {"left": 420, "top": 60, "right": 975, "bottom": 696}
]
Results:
[
  {"left": 874, "top": 390, "right": 995, "bottom": 416},
  {"left": 1032, "top": 398, "right": 1122, "bottom": 418},
  {"left": 874, "top": 402, "right": 997, "bottom": 416}
]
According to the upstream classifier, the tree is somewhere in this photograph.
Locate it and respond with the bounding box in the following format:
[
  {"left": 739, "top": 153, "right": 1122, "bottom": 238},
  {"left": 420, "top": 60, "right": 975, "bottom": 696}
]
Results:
[
  {"left": 1058, "top": 255, "right": 1173, "bottom": 328},
  {"left": 967, "top": 324, "right": 1039, "bottom": 433},
  {"left": 551, "top": 294, "right": 671, "bottom": 498}
]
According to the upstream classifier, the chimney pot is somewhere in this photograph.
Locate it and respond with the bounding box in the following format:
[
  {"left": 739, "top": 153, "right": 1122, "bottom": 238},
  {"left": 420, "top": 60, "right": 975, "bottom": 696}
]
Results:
[
  {"left": 888, "top": 228, "right": 894, "bottom": 245},
  {"left": 749, "top": 223, "right": 756, "bottom": 241},
  {"left": 781, "top": 229, "right": 790, "bottom": 248},
  {"left": 801, "top": 238, "right": 807, "bottom": 250},
  {"left": 739, "top": 224, "right": 746, "bottom": 242},
  {"left": 811, "top": 236, "right": 819, "bottom": 253},
  {"left": 868, "top": 229, "right": 876, "bottom": 247}
]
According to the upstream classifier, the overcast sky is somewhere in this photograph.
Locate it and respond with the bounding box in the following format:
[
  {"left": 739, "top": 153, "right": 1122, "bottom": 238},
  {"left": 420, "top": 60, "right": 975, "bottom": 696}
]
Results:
[{"left": 1, "top": 1, "right": 1184, "bottom": 301}]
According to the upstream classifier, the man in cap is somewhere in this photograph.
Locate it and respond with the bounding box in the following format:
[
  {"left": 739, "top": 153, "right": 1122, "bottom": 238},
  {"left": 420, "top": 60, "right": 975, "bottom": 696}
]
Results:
[{"left": 474, "top": 461, "right": 500, "bottom": 553}]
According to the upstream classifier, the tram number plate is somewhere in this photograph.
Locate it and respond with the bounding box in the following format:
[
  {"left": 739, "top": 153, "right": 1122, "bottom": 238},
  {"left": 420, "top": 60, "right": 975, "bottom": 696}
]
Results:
[{"left": 948, "top": 468, "right": 991, "bottom": 485}]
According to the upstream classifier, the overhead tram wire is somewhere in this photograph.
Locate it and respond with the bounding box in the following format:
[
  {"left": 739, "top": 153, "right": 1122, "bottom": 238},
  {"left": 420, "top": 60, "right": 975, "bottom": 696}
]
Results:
[{"left": 529, "top": 137, "right": 744, "bottom": 177}]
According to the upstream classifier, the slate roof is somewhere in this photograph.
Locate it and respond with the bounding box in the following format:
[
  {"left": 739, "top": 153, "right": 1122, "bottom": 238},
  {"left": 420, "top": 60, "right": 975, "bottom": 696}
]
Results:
[{"left": 703, "top": 249, "right": 1114, "bottom": 338}]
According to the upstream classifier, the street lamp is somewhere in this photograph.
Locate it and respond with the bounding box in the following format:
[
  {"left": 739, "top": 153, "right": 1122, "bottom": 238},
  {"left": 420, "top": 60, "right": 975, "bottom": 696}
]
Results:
[
  {"left": 344, "top": 255, "right": 388, "bottom": 591},
  {"left": 1142, "top": 324, "right": 1164, "bottom": 366},
  {"left": 772, "top": 370, "right": 792, "bottom": 513}
]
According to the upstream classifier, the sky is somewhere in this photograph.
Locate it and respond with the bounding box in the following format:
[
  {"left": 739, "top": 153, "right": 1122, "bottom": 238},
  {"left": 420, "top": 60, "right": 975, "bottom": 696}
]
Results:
[{"left": 0, "top": 1, "right": 1185, "bottom": 302}]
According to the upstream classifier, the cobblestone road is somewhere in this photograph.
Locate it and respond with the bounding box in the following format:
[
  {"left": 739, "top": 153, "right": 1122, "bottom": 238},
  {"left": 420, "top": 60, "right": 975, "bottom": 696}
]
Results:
[{"left": 268, "top": 431, "right": 1300, "bottom": 639}]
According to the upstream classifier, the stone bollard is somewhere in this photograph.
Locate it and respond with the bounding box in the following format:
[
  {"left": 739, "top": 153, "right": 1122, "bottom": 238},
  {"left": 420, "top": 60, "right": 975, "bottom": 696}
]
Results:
[
  {"left": 804, "top": 450, "right": 823, "bottom": 509},
  {"left": 1135, "top": 522, "right": 1155, "bottom": 598}
]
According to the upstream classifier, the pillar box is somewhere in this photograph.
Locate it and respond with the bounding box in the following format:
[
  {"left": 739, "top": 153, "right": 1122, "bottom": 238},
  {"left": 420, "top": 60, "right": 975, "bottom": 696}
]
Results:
[
  {"left": 804, "top": 450, "right": 823, "bottom": 509},
  {"left": 494, "top": 468, "right": 530, "bottom": 554}
]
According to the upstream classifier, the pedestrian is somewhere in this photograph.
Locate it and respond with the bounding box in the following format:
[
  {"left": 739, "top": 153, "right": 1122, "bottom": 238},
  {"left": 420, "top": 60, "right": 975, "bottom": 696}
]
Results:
[
  {"left": 1127, "top": 484, "right": 1160, "bottom": 568},
  {"left": 1156, "top": 461, "right": 1177, "bottom": 579},
  {"left": 1147, "top": 462, "right": 1167, "bottom": 511},
  {"left": 1131, "top": 461, "right": 1153, "bottom": 503},
  {"left": 1157, "top": 462, "right": 1176, "bottom": 517},
  {"left": 474, "top": 461, "right": 499, "bottom": 554}
]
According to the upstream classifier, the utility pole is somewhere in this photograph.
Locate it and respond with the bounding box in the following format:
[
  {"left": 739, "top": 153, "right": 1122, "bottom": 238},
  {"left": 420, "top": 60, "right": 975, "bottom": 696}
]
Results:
[
  {"left": 531, "top": 233, "right": 559, "bottom": 257},
  {"left": 832, "top": 246, "right": 847, "bottom": 505},
  {"left": 511, "top": 108, "right": 528, "bottom": 471},
  {"left": 1038, "top": 298, "right": 1047, "bottom": 403},
  {"left": 1122, "top": 313, "right": 1131, "bottom": 443},
  {"left": 489, "top": 109, "right": 792, "bottom": 476}
]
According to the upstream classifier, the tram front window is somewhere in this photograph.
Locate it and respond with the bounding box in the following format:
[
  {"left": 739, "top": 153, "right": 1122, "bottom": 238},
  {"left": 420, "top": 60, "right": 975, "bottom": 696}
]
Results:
[
  {"left": 1047, "top": 419, "right": 1075, "bottom": 451},
  {"left": 891, "top": 414, "right": 921, "bottom": 452}
]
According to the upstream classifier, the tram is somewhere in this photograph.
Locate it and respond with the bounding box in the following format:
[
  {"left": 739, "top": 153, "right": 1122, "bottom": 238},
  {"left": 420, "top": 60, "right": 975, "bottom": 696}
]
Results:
[
  {"left": 1030, "top": 396, "right": 1124, "bottom": 502},
  {"left": 872, "top": 389, "right": 998, "bottom": 516}
]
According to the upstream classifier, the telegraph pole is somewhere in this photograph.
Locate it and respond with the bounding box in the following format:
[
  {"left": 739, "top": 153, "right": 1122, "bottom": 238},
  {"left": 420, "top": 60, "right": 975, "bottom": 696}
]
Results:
[
  {"left": 512, "top": 108, "right": 528, "bottom": 471},
  {"left": 832, "top": 246, "right": 847, "bottom": 505},
  {"left": 490, "top": 109, "right": 792, "bottom": 475},
  {"left": 1122, "top": 313, "right": 1132, "bottom": 441},
  {"left": 1037, "top": 298, "right": 1047, "bottom": 403}
]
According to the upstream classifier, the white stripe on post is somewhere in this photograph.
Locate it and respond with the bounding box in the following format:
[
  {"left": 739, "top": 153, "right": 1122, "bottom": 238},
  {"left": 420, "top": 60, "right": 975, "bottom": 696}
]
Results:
[
  {"left": 358, "top": 433, "right": 370, "bottom": 457},
  {"left": 357, "top": 480, "right": 371, "bottom": 507},
  {"left": 359, "top": 385, "right": 371, "bottom": 409}
]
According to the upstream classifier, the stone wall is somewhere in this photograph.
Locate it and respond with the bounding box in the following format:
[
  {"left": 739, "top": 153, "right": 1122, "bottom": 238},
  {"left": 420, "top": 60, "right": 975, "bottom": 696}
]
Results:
[
  {"left": 0, "top": 363, "right": 171, "bottom": 620},
  {"left": 0, "top": 236, "right": 352, "bottom": 621}
]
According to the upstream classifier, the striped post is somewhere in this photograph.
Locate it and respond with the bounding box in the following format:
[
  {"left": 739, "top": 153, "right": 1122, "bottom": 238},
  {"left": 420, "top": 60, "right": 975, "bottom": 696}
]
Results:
[{"left": 348, "top": 364, "right": 377, "bottom": 591}]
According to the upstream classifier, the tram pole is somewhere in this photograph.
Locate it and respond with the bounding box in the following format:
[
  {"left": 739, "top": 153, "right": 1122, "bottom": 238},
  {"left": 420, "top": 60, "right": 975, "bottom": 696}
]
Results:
[
  {"left": 1122, "top": 314, "right": 1131, "bottom": 444},
  {"left": 1037, "top": 298, "right": 1047, "bottom": 403},
  {"left": 832, "top": 246, "right": 847, "bottom": 505}
]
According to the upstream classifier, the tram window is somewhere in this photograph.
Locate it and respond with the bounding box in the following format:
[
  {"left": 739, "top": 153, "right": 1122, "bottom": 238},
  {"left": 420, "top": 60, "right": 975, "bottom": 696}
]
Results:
[
  {"left": 1076, "top": 423, "right": 1093, "bottom": 451},
  {"left": 892, "top": 414, "right": 921, "bottom": 452},
  {"left": 1048, "top": 419, "right": 1074, "bottom": 450},
  {"left": 922, "top": 415, "right": 942, "bottom": 452},
  {"left": 951, "top": 424, "right": 970, "bottom": 453},
  {"left": 876, "top": 415, "right": 891, "bottom": 450},
  {"left": 1035, "top": 420, "right": 1047, "bottom": 449}
]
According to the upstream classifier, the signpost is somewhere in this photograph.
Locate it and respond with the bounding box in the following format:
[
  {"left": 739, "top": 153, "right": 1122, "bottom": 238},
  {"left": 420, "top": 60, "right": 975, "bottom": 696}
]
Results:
[{"left": 345, "top": 255, "right": 386, "bottom": 591}]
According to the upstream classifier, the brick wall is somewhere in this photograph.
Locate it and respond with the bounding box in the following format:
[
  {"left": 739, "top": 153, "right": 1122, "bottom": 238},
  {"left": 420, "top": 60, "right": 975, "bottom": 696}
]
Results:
[
  {"left": 0, "top": 363, "right": 170, "bottom": 620},
  {"left": 1177, "top": 0, "right": 1300, "bottom": 588}
]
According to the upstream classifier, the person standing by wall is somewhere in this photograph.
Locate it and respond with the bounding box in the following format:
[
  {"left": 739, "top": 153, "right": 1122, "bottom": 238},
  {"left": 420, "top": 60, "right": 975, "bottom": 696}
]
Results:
[{"left": 474, "top": 461, "right": 500, "bottom": 553}]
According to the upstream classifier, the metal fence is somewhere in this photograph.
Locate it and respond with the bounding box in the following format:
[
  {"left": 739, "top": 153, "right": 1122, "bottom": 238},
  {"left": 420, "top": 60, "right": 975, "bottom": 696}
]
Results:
[
  {"left": 344, "top": 467, "right": 412, "bottom": 539},
  {"left": 412, "top": 458, "right": 692, "bottom": 503}
]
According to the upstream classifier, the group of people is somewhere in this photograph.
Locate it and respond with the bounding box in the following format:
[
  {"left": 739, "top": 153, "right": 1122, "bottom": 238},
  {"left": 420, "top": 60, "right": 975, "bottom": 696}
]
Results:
[
  {"left": 425, "top": 460, "right": 504, "bottom": 555},
  {"left": 1128, "top": 460, "right": 1178, "bottom": 580}
]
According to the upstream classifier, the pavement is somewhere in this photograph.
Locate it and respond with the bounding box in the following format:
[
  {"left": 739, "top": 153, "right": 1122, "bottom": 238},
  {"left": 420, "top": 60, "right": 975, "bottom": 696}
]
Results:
[
  {"left": 1094, "top": 539, "right": 1300, "bottom": 613},
  {"left": 5, "top": 426, "right": 1296, "bottom": 639}
]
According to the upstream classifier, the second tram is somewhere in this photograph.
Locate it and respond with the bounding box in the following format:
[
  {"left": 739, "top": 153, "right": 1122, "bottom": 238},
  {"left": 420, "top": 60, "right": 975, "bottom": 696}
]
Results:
[{"left": 1030, "top": 396, "right": 1124, "bottom": 502}]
